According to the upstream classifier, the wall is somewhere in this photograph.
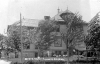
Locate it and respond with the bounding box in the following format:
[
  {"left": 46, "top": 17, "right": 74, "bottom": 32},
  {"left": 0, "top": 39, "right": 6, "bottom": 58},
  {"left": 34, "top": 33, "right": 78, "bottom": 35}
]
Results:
[
  {"left": 49, "top": 24, "right": 67, "bottom": 50},
  {"left": 83, "top": 25, "right": 89, "bottom": 35},
  {"left": 60, "top": 25, "right": 67, "bottom": 34},
  {"left": 50, "top": 40, "right": 66, "bottom": 50},
  {"left": 49, "top": 22, "right": 88, "bottom": 51}
]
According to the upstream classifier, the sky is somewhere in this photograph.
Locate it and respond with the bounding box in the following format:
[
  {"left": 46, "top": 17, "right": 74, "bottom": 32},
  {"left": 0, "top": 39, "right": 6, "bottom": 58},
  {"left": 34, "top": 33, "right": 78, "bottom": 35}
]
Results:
[{"left": 0, "top": 0, "right": 100, "bottom": 35}]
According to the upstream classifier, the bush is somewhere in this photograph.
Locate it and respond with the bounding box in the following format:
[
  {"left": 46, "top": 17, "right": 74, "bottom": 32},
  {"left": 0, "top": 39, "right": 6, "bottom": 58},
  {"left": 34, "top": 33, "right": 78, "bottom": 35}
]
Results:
[
  {"left": 10, "top": 62, "right": 22, "bottom": 64},
  {"left": 23, "top": 61, "right": 34, "bottom": 64},
  {"left": 10, "top": 61, "right": 35, "bottom": 64}
]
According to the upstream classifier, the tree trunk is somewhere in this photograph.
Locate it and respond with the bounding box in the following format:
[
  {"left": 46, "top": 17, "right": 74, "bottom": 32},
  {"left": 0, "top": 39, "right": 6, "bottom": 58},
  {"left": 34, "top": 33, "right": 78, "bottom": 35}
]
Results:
[
  {"left": 0, "top": 51, "right": 1, "bottom": 58},
  {"left": 38, "top": 49, "right": 43, "bottom": 57},
  {"left": 67, "top": 47, "right": 69, "bottom": 64},
  {"left": 66, "top": 40, "right": 69, "bottom": 64},
  {"left": 38, "top": 49, "right": 40, "bottom": 57},
  {"left": 15, "top": 51, "right": 17, "bottom": 58}
]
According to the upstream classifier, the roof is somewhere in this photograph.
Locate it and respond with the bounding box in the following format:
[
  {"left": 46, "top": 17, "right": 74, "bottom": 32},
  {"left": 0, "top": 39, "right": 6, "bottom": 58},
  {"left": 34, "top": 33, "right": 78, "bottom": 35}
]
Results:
[
  {"left": 12, "top": 18, "right": 40, "bottom": 27},
  {"left": 52, "top": 11, "right": 64, "bottom": 21},
  {"left": 52, "top": 9, "right": 73, "bottom": 22},
  {"left": 89, "top": 12, "right": 100, "bottom": 26}
]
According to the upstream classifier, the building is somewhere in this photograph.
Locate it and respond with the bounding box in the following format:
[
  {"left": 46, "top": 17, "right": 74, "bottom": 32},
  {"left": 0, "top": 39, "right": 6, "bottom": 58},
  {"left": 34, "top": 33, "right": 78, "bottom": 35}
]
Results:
[
  {"left": 7, "top": 18, "right": 40, "bottom": 61},
  {"left": 6, "top": 9, "right": 89, "bottom": 63},
  {"left": 51, "top": 9, "right": 88, "bottom": 55}
]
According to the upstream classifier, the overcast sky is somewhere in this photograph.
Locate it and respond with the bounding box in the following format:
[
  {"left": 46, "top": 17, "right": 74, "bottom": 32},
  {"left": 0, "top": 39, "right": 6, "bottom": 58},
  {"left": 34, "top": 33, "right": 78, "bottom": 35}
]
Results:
[{"left": 0, "top": 0, "right": 100, "bottom": 35}]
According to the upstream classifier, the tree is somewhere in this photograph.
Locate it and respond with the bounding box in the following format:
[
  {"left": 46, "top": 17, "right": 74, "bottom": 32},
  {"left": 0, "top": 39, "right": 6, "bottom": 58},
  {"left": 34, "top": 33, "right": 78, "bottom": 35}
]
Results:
[
  {"left": 85, "top": 24, "right": 100, "bottom": 55},
  {"left": 35, "top": 20, "right": 57, "bottom": 56},
  {"left": 84, "top": 24, "right": 100, "bottom": 64},
  {"left": 0, "top": 34, "right": 5, "bottom": 49},
  {"left": 7, "top": 25, "right": 33, "bottom": 50},
  {"left": 0, "top": 34, "right": 4, "bottom": 41},
  {"left": 60, "top": 11, "right": 85, "bottom": 64},
  {"left": 9, "top": 31, "right": 21, "bottom": 51},
  {"left": 0, "top": 34, "right": 6, "bottom": 58},
  {"left": 6, "top": 25, "right": 35, "bottom": 59},
  {"left": 5, "top": 29, "right": 21, "bottom": 58},
  {"left": 84, "top": 13, "right": 100, "bottom": 63}
]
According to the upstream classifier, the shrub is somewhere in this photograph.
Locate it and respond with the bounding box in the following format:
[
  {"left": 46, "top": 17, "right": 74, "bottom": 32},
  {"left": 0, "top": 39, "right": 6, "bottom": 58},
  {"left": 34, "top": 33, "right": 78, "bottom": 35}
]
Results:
[{"left": 23, "top": 61, "right": 34, "bottom": 64}]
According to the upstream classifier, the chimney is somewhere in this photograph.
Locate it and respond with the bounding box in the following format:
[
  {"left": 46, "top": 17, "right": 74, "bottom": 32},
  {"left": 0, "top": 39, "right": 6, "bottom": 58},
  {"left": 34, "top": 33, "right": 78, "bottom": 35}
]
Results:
[
  {"left": 44, "top": 16, "right": 50, "bottom": 20},
  {"left": 57, "top": 7, "right": 60, "bottom": 13}
]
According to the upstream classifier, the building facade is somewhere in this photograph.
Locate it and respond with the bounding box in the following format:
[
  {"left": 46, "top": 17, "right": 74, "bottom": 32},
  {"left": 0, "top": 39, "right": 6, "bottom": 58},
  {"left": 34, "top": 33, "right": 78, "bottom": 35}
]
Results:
[
  {"left": 37, "top": 10, "right": 89, "bottom": 58},
  {"left": 7, "top": 19, "right": 40, "bottom": 60},
  {"left": 6, "top": 10, "right": 89, "bottom": 62}
]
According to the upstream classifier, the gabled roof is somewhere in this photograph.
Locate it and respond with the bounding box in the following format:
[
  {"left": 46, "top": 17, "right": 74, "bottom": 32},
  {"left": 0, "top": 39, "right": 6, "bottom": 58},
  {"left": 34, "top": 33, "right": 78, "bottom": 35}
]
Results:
[
  {"left": 12, "top": 18, "right": 40, "bottom": 27},
  {"left": 52, "top": 9, "right": 73, "bottom": 22},
  {"left": 52, "top": 11, "right": 64, "bottom": 21}
]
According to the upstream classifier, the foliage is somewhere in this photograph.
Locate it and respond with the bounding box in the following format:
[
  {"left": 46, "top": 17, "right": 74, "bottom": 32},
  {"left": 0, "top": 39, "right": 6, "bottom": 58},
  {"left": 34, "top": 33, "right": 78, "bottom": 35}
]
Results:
[
  {"left": 10, "top": 62, "right": 22, "bottom": 64},
  {"left": 85, "top": 24, "right": 100, "bottom": 51},
  {"left": 60, "top": 12, "right": 85, "bottom": 50},
  {"left": 23, "top": 61, "right": 35, "bottom": 64},
  {"left": 11, "top": 61, "right": 35, "bottom": 64},
  {"left": 0, "top": 34, "right": 5, "bottom": 48},
  {"left": 7, "top": 31, "right": 21, "bottom": 52},
  {"left": 6, "top": 25, "right": 34, "bottom": 52},
  {"left": 35, "top": 20, "right": 57, "bottom": 50},
  {"left": 0, "top": 34, "right": 4, "bottom": 41},
  {"left": 84, "top": 24, "right": 100, "bottom": 63},
  {"left": 0, "top": 34, "right": 5, "bottom": 58}
]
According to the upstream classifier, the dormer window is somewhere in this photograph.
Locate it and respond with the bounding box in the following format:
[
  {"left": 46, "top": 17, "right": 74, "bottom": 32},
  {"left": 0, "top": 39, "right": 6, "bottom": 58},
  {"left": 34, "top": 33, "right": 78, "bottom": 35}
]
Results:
[{"left": 56, "top": 25, "right": 60, "bottom": 32}]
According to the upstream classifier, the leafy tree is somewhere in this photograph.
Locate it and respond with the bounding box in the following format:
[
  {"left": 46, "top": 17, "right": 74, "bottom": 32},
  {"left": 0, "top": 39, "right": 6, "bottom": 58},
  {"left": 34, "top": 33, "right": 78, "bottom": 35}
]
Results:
[
  {"left": 0, "top": 34, "right": 5, "bottom": 48},
  {"left": 85, "top": 24, "right": 100, "bottom": 55},
  {"left": 60, "top": 12, "right": 85, "bottom": 56},
  {"left": 9, "top": 31, "right": 21, "bottom": 51},
  {"left": 6, "top": 25, "right": 35, "bottom": 58},
  {"left": 84, "top": 13, "right": 100, "bottom": 61},
  {"left": 84, "top": 22, "right": 100, "bottom": 63},
  {"left": 5, "top": 30, "right": 21, "bottom": 58},
  {"left": 0, "top": 34, "right": 5, "bottom": 58},
  {"left": 0, "top": 34, "right": 4, "bottom": 41},
  {"left": 35, "top": 20, "right": 57, "bottom": 56},
  {"left": 7, "top": 25, "right": 33, "bottom": 51}
]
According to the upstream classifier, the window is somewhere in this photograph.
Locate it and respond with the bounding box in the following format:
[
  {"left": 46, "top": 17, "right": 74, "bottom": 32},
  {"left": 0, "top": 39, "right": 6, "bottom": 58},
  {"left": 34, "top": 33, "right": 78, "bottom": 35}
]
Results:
[
  {"left": 54, "top": 37, "right": 62, "bottom": 47},
  {"left": 55, "top": 51, "right": 61, "bottom": 55},
  {"left": 52, "top": 51, "right": 55, "bottom": 57},
  {"left": 35, "top": 45, "right": 38, "bottom": 49},
  {"left": 24, "top": 54, "right": 28, "bottom": 58},
  {"left": 55, "top": 25, "right": 60, "bottom": 32},
  {"left": 35, "top": 52, "right": 38, "bottom": 58},
  {"left": 15, "top": 52, "right": 18, "bottom": 58},
  {"left": 27, "top": 27, "right": 34, "bottom": 30},
  {"left": 56, "top": 27, "right": 60, "bottom": 32},
  {"left": 64, "top": 51, "right": 67, "bottom": 55},
  {"left": 57, "top": 21, "right": 66, "bottom": 25},
  {"left": 23, "top": 43, "right": 30, "bottom": 49},
  {"left": 87, "top": 51, "right": 93, "bottom": 57}
]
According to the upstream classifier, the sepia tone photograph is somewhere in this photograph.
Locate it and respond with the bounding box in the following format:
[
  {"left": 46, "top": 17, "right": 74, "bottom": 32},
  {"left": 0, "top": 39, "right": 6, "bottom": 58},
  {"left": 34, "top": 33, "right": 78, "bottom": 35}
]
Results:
[{"left": 0, "top": 0, "right": 100, "bottom": 64}]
